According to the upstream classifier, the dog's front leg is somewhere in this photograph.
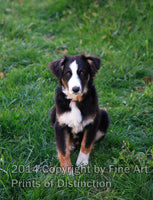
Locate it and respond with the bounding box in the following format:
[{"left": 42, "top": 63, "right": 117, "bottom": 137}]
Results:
[
  {"left": 76, "top": 124, "right": 97, "bottom": 166},
  {"left": 55, "top": 122, "right": 73, "bottom": 174}
]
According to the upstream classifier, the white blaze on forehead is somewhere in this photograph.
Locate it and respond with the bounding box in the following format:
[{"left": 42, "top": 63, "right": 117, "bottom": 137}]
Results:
[{"left": 68, "top": 60, "right": 81, "bottom": 93}]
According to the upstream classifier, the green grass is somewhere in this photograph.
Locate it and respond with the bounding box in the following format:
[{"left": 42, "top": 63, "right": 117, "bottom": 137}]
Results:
[{"left": 0, "top": 0, "right": 153, "bottom": 199}]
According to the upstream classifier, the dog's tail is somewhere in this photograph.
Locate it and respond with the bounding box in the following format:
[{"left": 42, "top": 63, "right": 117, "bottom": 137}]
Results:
[
  {"left": 95, "top": 109, "right": 110, "bottom": 142},
  {"left": 99, "top": 109, "right": 110, "bottom": 134}
]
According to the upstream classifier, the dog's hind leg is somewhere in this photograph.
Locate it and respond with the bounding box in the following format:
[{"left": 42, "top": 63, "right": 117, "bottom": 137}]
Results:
[{"left": 95, "top": 109, "right": 109, "bottom": 142}]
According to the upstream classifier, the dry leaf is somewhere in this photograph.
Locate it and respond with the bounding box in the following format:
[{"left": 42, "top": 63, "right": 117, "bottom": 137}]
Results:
[
  {"left": 104, "top": 18, "right": 108, "bottom": 24},
  {"left": 56, "top": 49, "right": 68, "bottom": 54},
  {"left": 45, "top": 35, "right": 55, "bottom": 40},
  {"left": 135, "top": 88, "right": 145, "bottom": 92},
  {"left": 0, "top": 72, "right": 5, "bottom": 79},
  {"left": 102, "top": 35, "right": 107, "bottom": 40},
  {"left": 135, "top": 48, "right": 138, "bottom": 57},
  {"left": 128, "top": 21, "right": 132, "bottom": 25},
  {"left": 6, "top": 8, "right": 13, "bottom": 12},
  {"left": 92, "top": 12, "right": 97, "bottom": 17},
  {"left": 143, "top": 76, "right": 153, "bottom": 83},
  {"left": 84, "top": 13, "right": 90, "bottom": 19}
]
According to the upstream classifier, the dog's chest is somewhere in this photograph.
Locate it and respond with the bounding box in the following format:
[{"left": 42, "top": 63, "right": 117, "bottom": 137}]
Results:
[{"left": 58, "top": 101, "right": 93, "bottom": 134}]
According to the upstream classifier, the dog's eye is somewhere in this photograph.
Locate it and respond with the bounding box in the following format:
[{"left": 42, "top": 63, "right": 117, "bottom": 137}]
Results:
[
  {"left": 79, "top": 71, "right": 85, "bottom": 76},
  {"left": 65, "top": 72, "right": 71, "bottom": 78}
]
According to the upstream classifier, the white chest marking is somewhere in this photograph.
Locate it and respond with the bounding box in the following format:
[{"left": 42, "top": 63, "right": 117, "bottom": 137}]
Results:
[{"left": 58, "top": 102, "right": 94, "bottom": 133}]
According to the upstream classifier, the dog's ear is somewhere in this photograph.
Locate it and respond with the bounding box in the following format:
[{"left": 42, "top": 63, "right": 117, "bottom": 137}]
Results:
[
  {"left": 48, "top": 56, "right": 67, "bottom": 79},
  {"left": 85, "top": 54, "right": 101, "bottom": 76}
]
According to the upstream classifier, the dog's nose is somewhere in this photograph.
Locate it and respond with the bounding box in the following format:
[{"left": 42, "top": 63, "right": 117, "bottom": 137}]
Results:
[{"left": 72, "top": 86, "right": 80, "bottom": 93}]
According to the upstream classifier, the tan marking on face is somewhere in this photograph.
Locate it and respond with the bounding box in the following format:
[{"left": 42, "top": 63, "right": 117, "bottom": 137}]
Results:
[
  {"left": 76, "top": 94, "right": 83, "bottom": 102},
  {"left": 87, "top": 59, "right": 92, "bottom": 65},
  {"left": 61, "top": 78, "right": 68, "bottom": 90}
]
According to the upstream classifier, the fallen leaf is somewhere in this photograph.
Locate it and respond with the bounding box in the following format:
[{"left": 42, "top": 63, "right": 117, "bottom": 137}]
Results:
[
  {"left": 143, "top": 76, "right": 153, "bottom": 83},
  {"left": 135, "top": 48, "right": 138, "bottom": 57},
  {"left": 92, "top": 12, "right": 97, "bottom": 17},
  {"left": 56, "top": 49, "right": 68, "bottom": 54},
  {"left": 128, "top": 21, "right": 132, "bottom": 25},
  {"left": 104, "top": 18, "right": 108, "bottom": 24},
  {"left": 102, "top": 35, "right": 107, "bottom": 40},
  {"left": 45, "top": 35, "right": 55, "bottom": 40},
  {"left": 135, "top": 88, "right": 145, "bottom": 92},
  {"left": 0, "top": 72, "right": 5, "bottom": 79},
  {"left": 0, "top": 21, "right": 5, "bottom": 25},
  {"left": 6, "top": 8, "right": 13, "bottom": 12},
  {"left": 84, "top": 13, "right": 90, "bottom": 19},
  {"left": 94, "top": 1, "right": 98, "bottom": 5}
]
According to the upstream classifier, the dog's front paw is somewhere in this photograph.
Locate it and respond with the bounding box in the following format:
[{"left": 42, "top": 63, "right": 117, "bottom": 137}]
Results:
[{"left": 76, "top": 151, "right": 89, "bottom": 166}]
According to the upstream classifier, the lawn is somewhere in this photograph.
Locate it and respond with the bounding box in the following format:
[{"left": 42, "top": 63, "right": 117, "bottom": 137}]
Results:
[{"left": 0, "top": 0, "right": 153, "bottom": 199}]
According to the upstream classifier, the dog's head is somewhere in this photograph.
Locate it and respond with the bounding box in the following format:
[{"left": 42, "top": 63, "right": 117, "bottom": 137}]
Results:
[{"left": 48, "top": 54, "right": 101, "bottom": 100}]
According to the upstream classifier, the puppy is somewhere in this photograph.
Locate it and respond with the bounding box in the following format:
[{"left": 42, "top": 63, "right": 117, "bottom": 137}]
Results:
[{"left": 48, "top": 54, "right": 109, "bottom": 174}]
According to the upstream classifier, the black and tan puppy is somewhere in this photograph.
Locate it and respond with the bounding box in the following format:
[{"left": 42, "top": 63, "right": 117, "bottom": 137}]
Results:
[{"left": 49, "top": 54, "right": 109, "bottom": 174}]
